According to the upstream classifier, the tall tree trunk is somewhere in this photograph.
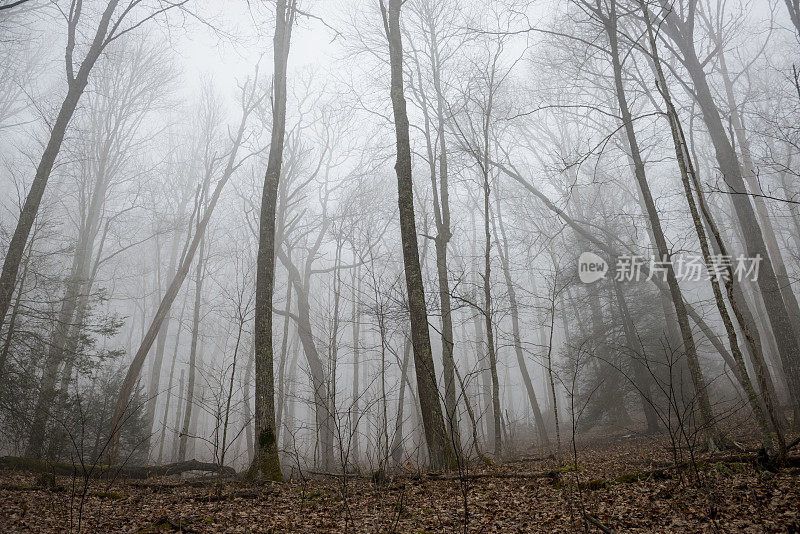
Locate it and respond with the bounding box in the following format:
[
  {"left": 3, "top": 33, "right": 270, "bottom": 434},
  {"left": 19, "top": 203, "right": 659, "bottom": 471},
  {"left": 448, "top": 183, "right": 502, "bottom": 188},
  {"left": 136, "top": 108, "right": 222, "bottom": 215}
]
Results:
[
  {"left": 493, "top": 200, "right": 550, "bottom": 448},
  {"left": 278, "top": 251, "right": 333, "bottom": 471},
  {"left": 350, "top": 265, "right": 361, "bottom": 468},
  {"left": 250, "top": 0, "right": 295, "bottom": 483},
  {"left": 657, "top": 0, "right": 800, "bottom": 416},
  {"left": 481, "top": 172, "right": 502, "bottom": 459},
  {"left": 646, "top": 30, "right": 786, "bottom": 453},
  {"left": 0, "top": 236, "right": 33, "bottom": 377},
  {"left": 391, "top": 336, "right": 412, "bottom": 466},
  {"left": 171, "top": 369, "right": 185, "bottom": 462},
  {"left": 220, "top": 310, "right": 245, "bottom": 470},
  {"left": 274, "top": 268, "right": 293, "bottom": 444},
  {"left": 604, "top": 1, "right": 727, "bottom": 447},
  {"left": 158, "top": 297, "right": 187, "bottom": 464},
  {"left": 380, "top": 0, "right": 454, "bottom": 471},
  {"left": 145, "top": 222, "right": 183, "bottom": 456},
  {"left": 243, "top": 349, "right": 254, "bottom": 464},
  {"left": 178, "top": 234, "right": 206, "bottom": 463}
]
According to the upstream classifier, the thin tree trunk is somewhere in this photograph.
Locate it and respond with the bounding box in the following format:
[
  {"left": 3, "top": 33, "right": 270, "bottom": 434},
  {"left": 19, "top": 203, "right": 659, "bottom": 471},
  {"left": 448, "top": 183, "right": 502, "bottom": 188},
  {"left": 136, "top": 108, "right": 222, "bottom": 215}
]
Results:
[
  {"left": 482, "top": 172, "right": 502, "bottom": 459},
  {"left": 274, "top": 266, "right": 293, "bottom": 443},
  {"left": 145, "top": 221, "right": 183, "bottom": 455},
  {"left": 605, "top": 2, "right": 727, "bottom": 447},
  {"left": 220, "top": 309, "right": 245, "bottom": 470},
  {"left": 243, "top": 348, "right": 254, "bottom": 464},
  {"left": 493, "top": 200, "right": 550, "bottom": 448},
  {"left": 178, "top": 234, "right": 206, "bottom": 463},
  {"left": 158, "top": 297, "right": 187, "bottom": 464},
  {"left": 171, "top": 369, "right": 185, "bottom": 463},
  {"left": 0, "top": 236, "right": 33, "bottom": 377},
  {"left": 350, "top": 265, "right": 361, "bottom": 468},
  {"left": 391, "top": 336, "right": 412, "bottom": 466}
]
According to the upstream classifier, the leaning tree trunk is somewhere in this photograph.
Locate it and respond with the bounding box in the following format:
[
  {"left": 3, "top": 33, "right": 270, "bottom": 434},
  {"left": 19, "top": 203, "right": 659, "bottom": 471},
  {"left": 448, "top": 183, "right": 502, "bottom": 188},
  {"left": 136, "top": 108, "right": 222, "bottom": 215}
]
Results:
[
  {"left": 105, "top": 89, "right": 256, "bottom": 464},
  {"left": 657, "top": 0, "right": 800, "bottom": 416},
  {"left": 605, "top": 2, "right": 727, "bottom": 448},
  {"left": 380, "top": 0, "right": 455, "bottom": 471},
  {"left": 278, "top": 251, "right": 334, "bottom": 471},
  {"left": 0, "top": 0, "right": 120, "bottom": 336},
  {"left": 493, "top": 199, "right": 550, "bottom": 448}
]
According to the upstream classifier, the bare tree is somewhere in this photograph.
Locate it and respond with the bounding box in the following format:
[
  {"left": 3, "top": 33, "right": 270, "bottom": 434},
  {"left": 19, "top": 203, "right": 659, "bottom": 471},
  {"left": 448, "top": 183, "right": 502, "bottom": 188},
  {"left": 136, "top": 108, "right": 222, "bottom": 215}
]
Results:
[
  {"left": 250, "top": 0, "right": 296, "bottom": 482},
  {"left": 379, "top": 0, "right": 455, "bottom": 471},
  {"left": 0, "top": 0, "right": 188, "bottom": 337}
]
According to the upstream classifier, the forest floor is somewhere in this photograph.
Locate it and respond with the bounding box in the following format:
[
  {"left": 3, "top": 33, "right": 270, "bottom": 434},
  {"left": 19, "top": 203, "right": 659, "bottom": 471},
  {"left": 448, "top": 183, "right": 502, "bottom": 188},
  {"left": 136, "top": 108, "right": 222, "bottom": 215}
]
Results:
[{"left": 0, "top": 433, "right": 799, "bottom": 532}]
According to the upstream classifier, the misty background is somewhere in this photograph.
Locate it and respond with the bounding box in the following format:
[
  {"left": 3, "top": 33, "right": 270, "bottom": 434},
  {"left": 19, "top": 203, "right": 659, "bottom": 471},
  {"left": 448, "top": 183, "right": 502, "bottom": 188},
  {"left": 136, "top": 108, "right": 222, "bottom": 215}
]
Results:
[{"left": 1, "top": 0, "right": 799, "bottom": 476}]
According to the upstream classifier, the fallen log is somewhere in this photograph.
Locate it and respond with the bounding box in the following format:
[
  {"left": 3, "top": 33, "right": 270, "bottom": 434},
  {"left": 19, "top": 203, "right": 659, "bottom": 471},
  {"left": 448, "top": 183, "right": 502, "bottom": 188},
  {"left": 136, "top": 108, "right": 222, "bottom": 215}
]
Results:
[{"left": 0, "top": 457, "right": 235, "bottom": 479}]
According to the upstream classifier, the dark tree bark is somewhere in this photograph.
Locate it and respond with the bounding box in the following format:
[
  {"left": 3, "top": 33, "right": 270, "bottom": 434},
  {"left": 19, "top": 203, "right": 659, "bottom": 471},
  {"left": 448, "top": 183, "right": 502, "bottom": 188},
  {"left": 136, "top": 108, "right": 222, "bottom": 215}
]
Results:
[
  {"left": 783, "top": 0, "right": 800, "bottom": 36},
  {"left": 249, "top": 0, "right": 295, "bottom": 483},
  {"left": 379, "top": 0, "right": 455, "bottom": 471}
]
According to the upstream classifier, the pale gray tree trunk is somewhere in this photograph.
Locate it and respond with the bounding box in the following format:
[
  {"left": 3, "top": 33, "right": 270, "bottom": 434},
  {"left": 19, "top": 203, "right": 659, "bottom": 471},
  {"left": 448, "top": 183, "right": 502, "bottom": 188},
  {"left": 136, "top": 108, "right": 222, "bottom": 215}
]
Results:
[{"left": 178, "top": 234, "right": 206, "bottom": 463}]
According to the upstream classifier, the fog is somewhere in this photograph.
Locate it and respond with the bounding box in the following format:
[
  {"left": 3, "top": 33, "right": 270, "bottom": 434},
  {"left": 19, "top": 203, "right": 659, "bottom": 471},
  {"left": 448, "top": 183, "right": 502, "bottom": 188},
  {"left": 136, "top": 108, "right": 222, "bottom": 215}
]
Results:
[{"left": 1, "top": 0, "right": 798, "bottom": 493}]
